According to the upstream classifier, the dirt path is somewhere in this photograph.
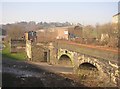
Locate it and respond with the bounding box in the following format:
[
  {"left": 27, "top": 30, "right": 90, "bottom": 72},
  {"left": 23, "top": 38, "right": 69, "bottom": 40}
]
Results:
[
  {"left": 58, "top": 40, "right": 119, "bottom": 54},
  {"left": 2, "top": 57, "right": 84, "bottom": 87},
  {"left": 28, "top": 61, "right": 73, "bottom": 74}
]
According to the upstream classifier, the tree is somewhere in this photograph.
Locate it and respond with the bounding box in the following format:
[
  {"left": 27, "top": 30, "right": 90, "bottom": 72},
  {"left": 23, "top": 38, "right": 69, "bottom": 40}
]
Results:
[
  {"left": 83, "top": 25, "right": 96, "bottom": 39},
  {"left": 7, "top": 24, "right": 25, "bottom": 39},
  {"left": 95, "top": 23, "right": 119, "bottom": 47}
]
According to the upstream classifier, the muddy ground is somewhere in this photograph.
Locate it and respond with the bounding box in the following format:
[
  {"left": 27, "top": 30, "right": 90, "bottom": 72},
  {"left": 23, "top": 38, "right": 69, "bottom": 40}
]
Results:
[
  {"left": 2, "top": 56, "right": 118, "bottom": 88},
  {"left": 2, "top": 56, "right": 86, "bottom": 87}
]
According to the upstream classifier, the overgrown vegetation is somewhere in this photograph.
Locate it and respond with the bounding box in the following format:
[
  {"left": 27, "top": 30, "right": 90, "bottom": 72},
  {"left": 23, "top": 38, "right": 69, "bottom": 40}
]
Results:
[{"left": 68, "top": 23, "right": 119, "bottom": 48}]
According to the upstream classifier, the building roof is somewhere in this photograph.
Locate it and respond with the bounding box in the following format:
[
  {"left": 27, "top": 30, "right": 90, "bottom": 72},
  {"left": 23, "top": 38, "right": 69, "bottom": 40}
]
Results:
[{"left": 113, "top": 12, "right": 120, "bottom": 17}]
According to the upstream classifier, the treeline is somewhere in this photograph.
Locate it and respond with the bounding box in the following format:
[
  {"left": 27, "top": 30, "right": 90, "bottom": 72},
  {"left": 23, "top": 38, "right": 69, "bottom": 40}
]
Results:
[
  {"left": 2, "top": 21, "right": 72, "bottom": 31},
  {"left": 70, "top": 23, "right": 119, "bottom": 48},
  {"left": 1, "top": 21, "right": 72, "bottom": 39},
  {"left": 1, "top": 21, "right": 119, "bottom": 48}
]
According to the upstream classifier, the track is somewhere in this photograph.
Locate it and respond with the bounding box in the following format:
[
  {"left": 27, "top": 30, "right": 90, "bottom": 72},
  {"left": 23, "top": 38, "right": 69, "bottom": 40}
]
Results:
[{"left": 2, "top": 56, "right": 82, "bottom": 87}]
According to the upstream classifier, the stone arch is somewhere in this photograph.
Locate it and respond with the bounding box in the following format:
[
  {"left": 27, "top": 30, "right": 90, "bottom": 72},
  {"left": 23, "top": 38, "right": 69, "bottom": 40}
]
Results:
[
  {"left": 78, "top": 57, "right": 118, "bottom": 86},
  {"left": 77, "top": 61, "right": 100, "bottom": 81},
  {"left": 58, "top": 49, "right": 74, "bottom": 64},
  {"left": 76, "top": 57, "right": 108, "bottom": 85},
  {"left": 78, "top": 56, "right": 102, "bottom": 71},
  {"left": 58, "top": 53, "right": 73, "bottom": 67},
  {"left": 58, "top": 53, "right": 72, "bottom": 60},
  {"left": 79, "top": 62, "right": 98, "bottom": 70}
]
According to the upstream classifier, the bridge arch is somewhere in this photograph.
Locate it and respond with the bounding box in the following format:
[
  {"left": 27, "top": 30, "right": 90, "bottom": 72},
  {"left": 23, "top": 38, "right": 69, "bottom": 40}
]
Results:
[
  {"left": 57, "top": 49, "right": 74, "bottom": 66},
  {"left": 78, "top": 57, "right": 102, "bottom": 71},
  {"left": 76, "top": 57, "right": 106, "bottom": 83},
  {"left": 79, "top": 62, "right": 98, "bottom": 71},
  {"left": 58, "top": 53, "right": 73, "bottom": 67},
  {"left": 77, "top": 61, "right": 100, "bottom": 81}
]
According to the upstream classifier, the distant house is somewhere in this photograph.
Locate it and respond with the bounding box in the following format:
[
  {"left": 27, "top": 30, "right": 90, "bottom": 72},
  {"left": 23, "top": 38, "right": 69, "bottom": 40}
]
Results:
[
  {"left": 55, "top": 27, "right": 68, "bottom": 40},
  {"left": 68, "top": 33, "right": 80, "bottom": 40},
  {"left": 36, "top": 27, "right": 69, "bottom": 42},
  {"left": 36, "top": 28, "right": 57, "bottom": 42},
  {"left": 0, "top": 28, "right": 7, "bottom": 41},
  {"left": 112, "top": 13, "right": 120, "bottom": 24},
  {"left": 25, "top": 31, "right": 37, "bottom": 42},
  {"left": 68, "top": 26, "right": 83, "bottom": 40}
]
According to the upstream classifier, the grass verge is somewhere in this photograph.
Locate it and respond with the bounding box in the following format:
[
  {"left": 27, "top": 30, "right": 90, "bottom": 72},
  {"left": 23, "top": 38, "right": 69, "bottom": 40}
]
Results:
[{"left": 1, "top": 42, "right": 26, "bottom": 61}]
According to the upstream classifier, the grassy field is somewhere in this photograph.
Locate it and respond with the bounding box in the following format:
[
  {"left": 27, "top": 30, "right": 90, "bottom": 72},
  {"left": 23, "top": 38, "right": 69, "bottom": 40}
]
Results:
[{"left": 1, "top": 42, "right": 26, "bottom": 61}]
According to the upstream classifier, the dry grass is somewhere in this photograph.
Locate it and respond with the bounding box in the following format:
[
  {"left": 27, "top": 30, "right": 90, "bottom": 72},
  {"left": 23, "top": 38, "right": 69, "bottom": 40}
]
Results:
[{"left": 55, "top": 40, "right": 118, "bottom": 62}]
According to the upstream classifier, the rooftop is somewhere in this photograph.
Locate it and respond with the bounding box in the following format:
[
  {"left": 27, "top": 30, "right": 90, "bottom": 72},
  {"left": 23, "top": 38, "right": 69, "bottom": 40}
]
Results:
[{"left": 113, "top": 12, "right": 120, "bottom": 17}]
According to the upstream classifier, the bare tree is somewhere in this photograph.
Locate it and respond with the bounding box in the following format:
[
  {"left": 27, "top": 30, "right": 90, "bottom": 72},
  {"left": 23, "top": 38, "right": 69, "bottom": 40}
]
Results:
[{"left": 7, "top": 24, "right": 25, "bottom": 39}]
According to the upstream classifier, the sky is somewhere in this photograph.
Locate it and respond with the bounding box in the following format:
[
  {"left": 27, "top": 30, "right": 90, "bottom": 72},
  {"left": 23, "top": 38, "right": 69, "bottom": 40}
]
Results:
[{"left": 1, "top": 1, "right": 119, "bottom": 26}]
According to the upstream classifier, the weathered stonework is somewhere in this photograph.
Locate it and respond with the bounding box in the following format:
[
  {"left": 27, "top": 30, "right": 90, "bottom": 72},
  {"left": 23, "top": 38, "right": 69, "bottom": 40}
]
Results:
[
  {"left": 57, "top": 48, "right": 74, "bottom": 66},
  {"left": 55, "top": 48, "right": 119, "bottom": 86},
  {"left": 26, "top": 41, "right": 119, "bottom": 87}
]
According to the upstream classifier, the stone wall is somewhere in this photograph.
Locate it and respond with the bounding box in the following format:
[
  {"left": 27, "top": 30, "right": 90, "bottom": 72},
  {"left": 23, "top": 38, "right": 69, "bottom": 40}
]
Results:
[
  {"left": 57, "top": 48, "right": 119, "bottom": 86},
  {"left": 25, "top": 41, "right": 119, "bottom": 86},
  {"left": 30, "top": 42, "right": 57, "bottom": 63},
  {"left": 26, "top": 40, "right": 32, "bottom": 59},
  {"left": 11, "top": 39, "right": 26, "bottom": 53},
  {"left": 32, "top": 45, "right": 44, "bottom": 62}
]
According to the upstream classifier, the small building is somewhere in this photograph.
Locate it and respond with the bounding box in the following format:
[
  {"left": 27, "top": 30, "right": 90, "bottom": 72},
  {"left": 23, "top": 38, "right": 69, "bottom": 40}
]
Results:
[
  {"left": 55, "top": 27, "right": 68, "bottom": 40},
  {"left": 68, "top": 26, "right": 83, "bottom": 41},
  {"left": 36, "top": 27, "right": 69, "bottom": 42},
  {"left": 25, "top": 31, "right": 37, "bottom": 42},
  {"left": 112, "top": 13, "right": 120, "bottom": 24},
  {"left": 36, "top": 28, "right": 58, "bottom": 42}
]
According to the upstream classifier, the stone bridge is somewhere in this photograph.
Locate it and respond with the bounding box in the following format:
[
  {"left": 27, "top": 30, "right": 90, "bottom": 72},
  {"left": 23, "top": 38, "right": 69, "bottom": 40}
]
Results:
[
  {"left": 49, "top": 41, "right": 119, "bottom": 86},
  {"left": 26, "top": 41, "right": 119, "bottom": 86},
  {"left": 54, "top": 47, "right": 119, "bottom": 86}
]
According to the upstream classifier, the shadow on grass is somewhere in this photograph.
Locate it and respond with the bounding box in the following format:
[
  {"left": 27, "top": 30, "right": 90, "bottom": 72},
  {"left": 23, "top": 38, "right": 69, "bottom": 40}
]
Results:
[
  {"left": 2, "top": 53, "right": 26, "bottom": 61},
  {"left": 1, "top": 43, "right": 26, "bottom": 61}
]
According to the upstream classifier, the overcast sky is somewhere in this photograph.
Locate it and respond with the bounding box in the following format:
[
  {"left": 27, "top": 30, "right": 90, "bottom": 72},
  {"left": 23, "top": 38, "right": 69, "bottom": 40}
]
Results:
[{"left": 1, "top": 1, "right": 119, "bottom": 25}]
